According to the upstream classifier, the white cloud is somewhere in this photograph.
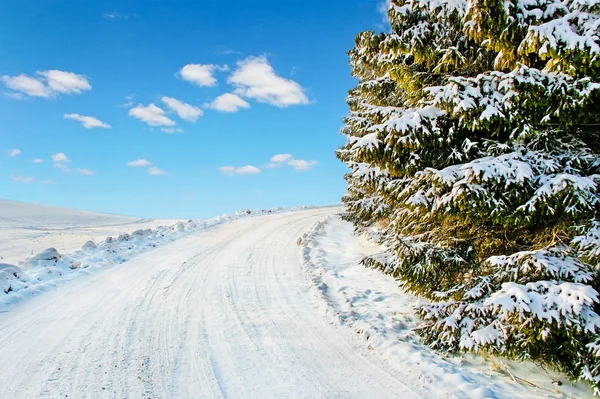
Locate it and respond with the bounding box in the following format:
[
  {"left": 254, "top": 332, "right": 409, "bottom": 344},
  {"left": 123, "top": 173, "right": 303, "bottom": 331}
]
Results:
[
  {"left": 51, "top": 152, "right": 69, "bottom": 162},
  {"left": 264, "top": 154, "right": 318, "bottom": 171},
  {"left": 127, "top": 159, "right": 165, "bottom": 175},
  {"left": 1, "top": 70, "right": 91, "bottom": 98},
  {"left": 148, "top": 166, "right": 166, "bottom": 176},
  {"left": 219, "top": 165, "right": 261, "bottom": 175},
  {"left": 32, "top": 158, "right": 44, "bottom": 163},
  {"left": 10, "top": 176, "right": 34, "bottom": 183},
  {"left": 127, "top": 159, "right": 152, "bottom": 167},
  {"left": 1, "top": 74, "right": 50, "bottom": 97},
  {"left": 76, "top": 168, "right": 94, "bottom": 175},
  {"left": 288, "top": 159, "right": 317, "bottom": 171},
  {"left": 161, "top": 96, "right": 202, "bottom": 122},
  {"left": 129, "top": 104, "right": 176, "bottom": 126},
  {"left": 228, "top": 56, "right": 309, "bottom": 107},
  {"left": 270, "top": 153, "right": 292, "bottom": 163},
  {"left": 38, "top": 70, "right": 91, "bottom": 94},
  {"left": 39, "top": 179, "right": 53, "bottom": 184},
  {"left": 9, "top": 149, "right": 21, "bottom": 157},
  {"left": 64, "top": 113, "right": 111, "bottom": 129},
  {"left": 161, "top": 127, "right": 183, "bottom": 134},
  {"left": 204, "top": 93, "right": 250, "bottom": 113},
  {"left": 178, "top": 64, "right": 228, "bottom": 87}
]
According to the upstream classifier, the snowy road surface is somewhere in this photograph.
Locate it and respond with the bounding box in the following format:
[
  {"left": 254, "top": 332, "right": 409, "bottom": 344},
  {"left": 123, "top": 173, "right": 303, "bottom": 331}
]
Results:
[{"left": 0, "top": 208, "right": 433, "bottom": 399}]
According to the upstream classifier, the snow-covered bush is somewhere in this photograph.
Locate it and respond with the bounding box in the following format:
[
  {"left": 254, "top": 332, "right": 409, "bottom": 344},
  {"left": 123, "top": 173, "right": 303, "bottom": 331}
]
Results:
[{"left": 337, "top": 0, "right": 600, "bottom": 393}]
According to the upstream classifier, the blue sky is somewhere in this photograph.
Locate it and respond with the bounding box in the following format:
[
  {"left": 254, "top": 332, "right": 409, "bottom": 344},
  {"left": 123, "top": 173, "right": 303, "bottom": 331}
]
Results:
[{"left": 0, "top": 0, "right": 386, "bottom": 219}]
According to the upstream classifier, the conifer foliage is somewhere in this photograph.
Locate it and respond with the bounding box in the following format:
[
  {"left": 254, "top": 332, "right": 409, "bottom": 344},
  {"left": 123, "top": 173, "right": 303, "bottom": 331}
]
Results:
[{"left": 337, "top": 0, "right": 600, "bottom": 392}]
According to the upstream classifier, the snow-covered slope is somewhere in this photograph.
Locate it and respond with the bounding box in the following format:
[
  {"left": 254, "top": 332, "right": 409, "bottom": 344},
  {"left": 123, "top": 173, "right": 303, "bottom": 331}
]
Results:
[
  {"left": 301, "top": 215, "right": 593, "bottom": 398},
  {"left": 0, "top": 199, "right": 175, "bottom": 264}
]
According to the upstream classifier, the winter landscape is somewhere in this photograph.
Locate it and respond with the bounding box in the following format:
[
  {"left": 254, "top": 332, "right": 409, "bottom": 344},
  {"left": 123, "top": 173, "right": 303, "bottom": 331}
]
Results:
[{"left": 2, "top": 0, "right": 600, "bottom": 398}]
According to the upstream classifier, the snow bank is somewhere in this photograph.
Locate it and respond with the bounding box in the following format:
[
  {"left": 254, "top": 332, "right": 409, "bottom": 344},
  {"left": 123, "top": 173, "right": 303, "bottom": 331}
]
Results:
[
  {"left": 301, "top": 215, "right": 593, "bottom": 398},
  {"left": 1, "top": 205, "right": 329, "bottom": 310}
]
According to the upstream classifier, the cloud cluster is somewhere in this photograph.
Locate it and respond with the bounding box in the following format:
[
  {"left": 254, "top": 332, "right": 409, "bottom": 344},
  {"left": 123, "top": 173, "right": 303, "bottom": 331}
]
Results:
[
  {"left": 64, "top": 113, "right": 111, "bottom": 129},
  {"left": 181, "top": 56, "right": 309, "bottom": 113},
  {"left": 9, "top": 149, "right": 21, "bottom": 157},
  {"left": 2, "top": 70, "right": 91, "bottom": 98},
  {"left": 129, "top": 104, "right": 176, "bottom": 127},
  {"left": 51, "top": 152, "right": 71, "bottom": 172},
  {"left": 127, "top": 159, "right": 167, "bottom": 176},
  {"left": 7, "top": 151, "right": 93, "bottom": 184},
  {"left": 220, "top": 153, "right": 317, "bottom": 176},
  {"left": 266, "top": 153, "right": 317, "bottom": 171},
  {"left": 129, "top": 97, "right": 202, "bottom": 130},
  {"left": 128, "top": 55, "right": 309, "bottom": 130}
]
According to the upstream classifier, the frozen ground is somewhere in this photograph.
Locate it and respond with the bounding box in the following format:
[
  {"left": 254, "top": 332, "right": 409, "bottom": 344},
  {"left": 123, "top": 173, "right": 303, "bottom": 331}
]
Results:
[
  {"left": 0, "top": 199, "right": 175, "bottom": 264},
  {"left": 301, "top": 215, "right": 593, "bottom": 398}
]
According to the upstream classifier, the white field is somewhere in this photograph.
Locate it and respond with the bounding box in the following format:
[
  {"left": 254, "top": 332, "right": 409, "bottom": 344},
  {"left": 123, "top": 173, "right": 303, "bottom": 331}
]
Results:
[{"left": 0, "top": 199, "right": 176, "bottom": 264}]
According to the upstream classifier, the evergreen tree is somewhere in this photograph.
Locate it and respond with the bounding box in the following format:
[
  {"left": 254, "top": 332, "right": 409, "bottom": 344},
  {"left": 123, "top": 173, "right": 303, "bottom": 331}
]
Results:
[{"left": 337, "top": 0, "right": 600, "bottom": 392}]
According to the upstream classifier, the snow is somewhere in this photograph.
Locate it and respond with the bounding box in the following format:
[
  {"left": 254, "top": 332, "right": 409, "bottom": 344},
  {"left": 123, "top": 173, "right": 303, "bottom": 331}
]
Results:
[
  {"left": 0, "top": 199, "right": 176, "bottom": 265},
  {"left": 0, "top": 207, "right": 434, "bottom": 399},
  {"left": 301, "top": 214, "right": 594, "bottom": 398},
  {"left": 0, "top": 201, "right": 595, "bottom": 397},
  {"left": 0, "top": 199, "right": 332, "bottom": 310}
]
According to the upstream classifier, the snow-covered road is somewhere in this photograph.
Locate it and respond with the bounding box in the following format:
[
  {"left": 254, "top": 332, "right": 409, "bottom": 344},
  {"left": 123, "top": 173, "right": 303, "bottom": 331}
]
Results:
[{"left": 0, "top": 208, "right": 429, "bottom": 399}]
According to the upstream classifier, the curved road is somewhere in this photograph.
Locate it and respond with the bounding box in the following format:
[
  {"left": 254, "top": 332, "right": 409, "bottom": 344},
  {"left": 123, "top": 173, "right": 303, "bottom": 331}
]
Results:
[{"left": 0, "top": 209, "right": 424, "bottom": 398}]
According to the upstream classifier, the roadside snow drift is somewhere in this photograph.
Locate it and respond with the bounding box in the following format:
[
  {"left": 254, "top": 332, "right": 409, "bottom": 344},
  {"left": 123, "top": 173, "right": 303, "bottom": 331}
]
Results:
[
  {"left": 0, "top": 199, "right": 176, "bottom": 265},
  {"left": 301, "top": 215, "right": 594, "bottom": 399}
]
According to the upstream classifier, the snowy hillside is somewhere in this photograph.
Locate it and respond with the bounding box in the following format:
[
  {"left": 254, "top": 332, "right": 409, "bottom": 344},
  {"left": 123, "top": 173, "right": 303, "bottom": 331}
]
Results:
[{"left": 0, "top": 199, "right": 175, "bottom": 264}]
